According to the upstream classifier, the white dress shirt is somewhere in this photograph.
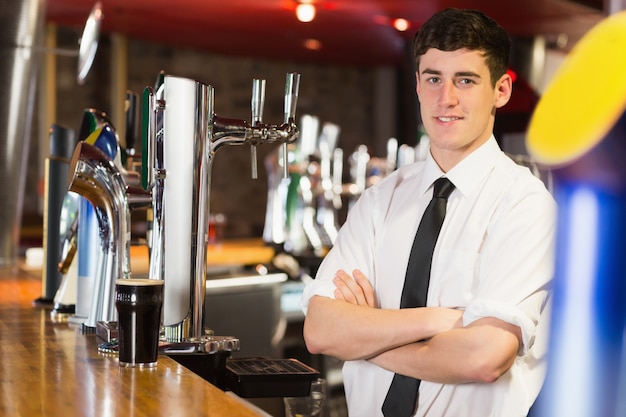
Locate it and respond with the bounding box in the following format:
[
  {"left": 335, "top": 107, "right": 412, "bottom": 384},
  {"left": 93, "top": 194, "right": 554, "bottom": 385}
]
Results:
[{"left": 301, "top": 137, "right": 557, "bottom": 417}]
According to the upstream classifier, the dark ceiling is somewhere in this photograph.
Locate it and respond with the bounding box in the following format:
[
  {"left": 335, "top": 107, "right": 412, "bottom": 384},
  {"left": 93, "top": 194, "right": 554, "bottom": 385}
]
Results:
[{"left": 45, "top": 0, "right": 606, "bottom": 67}]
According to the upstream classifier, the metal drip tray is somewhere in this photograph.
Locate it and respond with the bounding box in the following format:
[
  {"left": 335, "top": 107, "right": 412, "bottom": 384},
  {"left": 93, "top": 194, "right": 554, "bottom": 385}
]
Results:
[{"left": 225, "top": 357, "right": 319, "bottom": 398}]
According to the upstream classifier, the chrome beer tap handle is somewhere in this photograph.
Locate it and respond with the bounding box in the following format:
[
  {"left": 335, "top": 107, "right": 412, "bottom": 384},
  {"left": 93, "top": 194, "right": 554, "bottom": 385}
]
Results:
[
  {"left": 142, "top": 86, "right": 166, "bottom": 283},
  {"left": 250, "top": 79, "right": 266, "bottom": 179},
  {"left": 282, "top": 73, "right": 301, "bottom": 177},
  {"left": 141, "top": 86, "right": 166, "bottom": 191}
]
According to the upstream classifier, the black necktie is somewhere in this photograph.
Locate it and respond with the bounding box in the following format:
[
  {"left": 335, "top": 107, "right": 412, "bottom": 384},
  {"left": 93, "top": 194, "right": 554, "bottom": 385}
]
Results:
[{"left": 382, "top": 177, "right": 455, "bottom": 417}]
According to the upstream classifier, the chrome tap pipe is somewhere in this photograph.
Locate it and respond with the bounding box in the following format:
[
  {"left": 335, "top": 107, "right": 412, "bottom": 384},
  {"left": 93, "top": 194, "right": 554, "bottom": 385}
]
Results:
[
  {"left": 211, "top": 116, "right": 299, "bottom": 149},
  {"left": 143, "top": 73, "right": 300, "bottom": 343},
  {"left": 67, "top": 142, "right": 151, "bottom": 328}
]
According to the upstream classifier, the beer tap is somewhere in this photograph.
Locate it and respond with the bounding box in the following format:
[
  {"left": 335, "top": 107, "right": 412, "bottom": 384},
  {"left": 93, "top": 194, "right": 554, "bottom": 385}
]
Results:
[
  {"left": 67, "top": 141, "right": 152, "bottom": 328},
  {"left": 332, "top": 148, "right": 344, "bottom": 211},
  {"left": 386, "top": 137, "right": 398, "bottom": 176},
  {"left": 142, "top": 72, "right": 301, "bottom": 345},
  {"left": 210, "top": 75, "right": 301, "bottom": 152},
  {"left": 317, "top": 123, "right": 341, "bottom": 246},
  {"left": 344, "top": 144, "right": 370, "bottom": 210}
]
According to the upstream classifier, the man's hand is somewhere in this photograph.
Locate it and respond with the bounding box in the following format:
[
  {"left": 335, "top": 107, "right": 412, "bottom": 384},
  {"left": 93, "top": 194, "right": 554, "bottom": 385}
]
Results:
[{"left": 333, "top": 269, "right": 378, "bottom": 307}]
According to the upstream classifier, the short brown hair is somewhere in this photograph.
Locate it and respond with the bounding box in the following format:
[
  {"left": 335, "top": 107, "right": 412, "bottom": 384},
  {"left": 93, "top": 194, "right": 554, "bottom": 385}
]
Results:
[{"left": 413, "top": 8, "right": 511, "bottom": 87}]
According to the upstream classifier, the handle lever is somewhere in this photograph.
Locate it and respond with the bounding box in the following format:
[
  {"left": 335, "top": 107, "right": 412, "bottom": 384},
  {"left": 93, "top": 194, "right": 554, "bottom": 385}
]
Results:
[
  {"left": 250, "top": 79, "right": 266, "bottom": 179},
  {"left": 282, "top": 72, "right": 301, "bottom": 178}
]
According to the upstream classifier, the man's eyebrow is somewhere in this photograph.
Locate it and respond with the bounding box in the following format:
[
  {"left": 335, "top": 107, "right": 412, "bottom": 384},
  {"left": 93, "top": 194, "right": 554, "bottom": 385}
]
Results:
[
  {"left": 421, "top": 68, "right": 441, "bottom": 76},
  {"left": 420, "top": 68, "right": 482, "bottom": 79},
  {"left": 456, "top": 71, "right": 481, "bottom": 78}
]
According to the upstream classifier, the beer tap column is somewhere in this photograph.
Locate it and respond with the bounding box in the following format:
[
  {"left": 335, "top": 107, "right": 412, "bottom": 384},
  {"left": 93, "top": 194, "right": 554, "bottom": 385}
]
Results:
[{"left": 142, "top": 73, "right": 301, "bottom": 346}]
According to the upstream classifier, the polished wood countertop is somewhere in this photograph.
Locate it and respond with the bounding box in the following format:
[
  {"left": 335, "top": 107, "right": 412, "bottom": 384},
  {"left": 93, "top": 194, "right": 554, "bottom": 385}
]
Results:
[{"left": 0, "top": 265, "right": 264, "bottom": 417}]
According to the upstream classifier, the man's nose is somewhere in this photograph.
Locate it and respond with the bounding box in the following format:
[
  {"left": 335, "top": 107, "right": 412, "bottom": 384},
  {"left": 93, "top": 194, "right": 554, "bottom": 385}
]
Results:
[{"left": 438, "top": 81, "right": 458, "bottom": 106}]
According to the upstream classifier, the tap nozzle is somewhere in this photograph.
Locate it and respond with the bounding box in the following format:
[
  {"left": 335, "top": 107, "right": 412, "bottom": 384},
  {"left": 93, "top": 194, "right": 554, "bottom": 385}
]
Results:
[
  {"left": 250, "top": 79, "right": 266, "bottom": 179},
  {"left": 282, "top": 73, "right": 301, "bottom": 177}
]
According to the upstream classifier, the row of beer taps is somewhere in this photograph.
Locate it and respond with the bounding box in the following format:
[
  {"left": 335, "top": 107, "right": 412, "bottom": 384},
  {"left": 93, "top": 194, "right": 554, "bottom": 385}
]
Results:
[
  {"left": 263, "top": 114, "right": 427, "bottom": 260},
  {"left": 56, "top": 73, "right": 300, "bottom": 354},
  {"left": 51, "top": 68, "right": 425, "bottom": 355}
]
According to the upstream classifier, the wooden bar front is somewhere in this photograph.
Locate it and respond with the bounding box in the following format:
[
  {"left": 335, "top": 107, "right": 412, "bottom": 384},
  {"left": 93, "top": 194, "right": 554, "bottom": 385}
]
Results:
[{"left": 0, "top": 266, "right": 263, "bottom": 417}]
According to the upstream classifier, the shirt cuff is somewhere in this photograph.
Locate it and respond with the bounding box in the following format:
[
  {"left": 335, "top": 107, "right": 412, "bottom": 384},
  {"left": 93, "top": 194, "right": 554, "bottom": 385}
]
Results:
[
  {"left": 463, "top": 299, "right": 536, "bottom": 354},
  {"left": 299, "top": 281, "right": 337, "bottom": 314}
]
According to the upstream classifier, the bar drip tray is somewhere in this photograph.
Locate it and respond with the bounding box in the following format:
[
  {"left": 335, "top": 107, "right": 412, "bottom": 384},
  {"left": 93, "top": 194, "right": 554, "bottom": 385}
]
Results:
[{"left": 225, "top": 357, "right": 319, "bottom": 398}]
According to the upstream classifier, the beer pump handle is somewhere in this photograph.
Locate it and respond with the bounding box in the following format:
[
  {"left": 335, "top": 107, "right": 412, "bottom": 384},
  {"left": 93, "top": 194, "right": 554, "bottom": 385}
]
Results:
[
  {"left": 141, "top": 87, "right": 154, "bottom": 190},
  {"left": 125, "top": 91, "right": 139, "bottom": 157},
  {"left": 282, "top": 72, "right": 301, "bottom": 177},
  {"left": 251, "top": 79, "right": 266, "bottom": 179}
]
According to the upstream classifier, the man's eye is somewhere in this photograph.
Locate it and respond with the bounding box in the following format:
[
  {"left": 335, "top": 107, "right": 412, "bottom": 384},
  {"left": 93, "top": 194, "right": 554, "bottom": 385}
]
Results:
[
  {"left": 458, "top": 78, "right": 474, "bottom": 85},
  {"left": 427, "top": 77, "right": 440, "bottom": 84}
]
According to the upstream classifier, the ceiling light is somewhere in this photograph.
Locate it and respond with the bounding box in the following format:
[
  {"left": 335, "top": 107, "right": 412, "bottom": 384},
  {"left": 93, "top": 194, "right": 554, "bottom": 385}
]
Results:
[
  {"left": 304, "top": 38, "right": 322, "bottom": 50},
  {"left": 296, "top": 2, "right": 316, "bottom": 23},
  {"left": 393, "top": 18, "right": 409, "bottom": 32}
]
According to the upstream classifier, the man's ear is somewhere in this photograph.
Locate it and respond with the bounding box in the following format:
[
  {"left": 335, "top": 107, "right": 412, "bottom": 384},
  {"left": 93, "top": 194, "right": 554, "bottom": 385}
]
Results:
[{"left": 494, "top": 73, "right": 512, "bottom": 109}]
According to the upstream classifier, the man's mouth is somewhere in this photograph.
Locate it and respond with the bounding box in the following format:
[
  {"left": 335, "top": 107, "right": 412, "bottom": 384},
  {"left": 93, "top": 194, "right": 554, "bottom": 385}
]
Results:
[{"left": 437, "top": 116, "right": 462, "bottom": 122}]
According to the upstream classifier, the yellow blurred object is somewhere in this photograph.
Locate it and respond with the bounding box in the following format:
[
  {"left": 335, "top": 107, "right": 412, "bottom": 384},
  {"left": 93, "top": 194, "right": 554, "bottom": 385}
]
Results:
[{"left": 527, "top": 11, "right": 626, "bottom": 166}]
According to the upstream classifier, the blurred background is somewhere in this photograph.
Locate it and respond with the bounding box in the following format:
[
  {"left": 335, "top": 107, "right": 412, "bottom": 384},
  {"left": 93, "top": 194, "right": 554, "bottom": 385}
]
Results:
[{"left": 15, "top": 0, "right": 607, "bottom": 248}]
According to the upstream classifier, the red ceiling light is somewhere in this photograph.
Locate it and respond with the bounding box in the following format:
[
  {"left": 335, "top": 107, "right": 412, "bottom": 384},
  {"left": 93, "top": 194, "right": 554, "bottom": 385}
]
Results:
[
  {"left": 507, "top": 68, "right": 518, "bottom": 83},
  {"left": 304, "top": 38, "right": 322, "bottom": 50}
]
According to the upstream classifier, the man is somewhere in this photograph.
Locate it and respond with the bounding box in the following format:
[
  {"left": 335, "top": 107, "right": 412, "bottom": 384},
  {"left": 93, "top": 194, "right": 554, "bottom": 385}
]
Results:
[{"left": 300, "top": 8, "right": 556, "bottom": 417}]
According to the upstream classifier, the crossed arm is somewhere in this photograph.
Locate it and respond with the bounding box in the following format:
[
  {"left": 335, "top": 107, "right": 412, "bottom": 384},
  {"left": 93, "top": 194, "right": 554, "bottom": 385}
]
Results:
[{"left": 303, "top": 269, "right": 522, "bottom": 384}]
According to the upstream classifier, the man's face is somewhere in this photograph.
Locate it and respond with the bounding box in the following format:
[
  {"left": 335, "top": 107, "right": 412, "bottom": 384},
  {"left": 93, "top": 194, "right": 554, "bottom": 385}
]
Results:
[{"left": 416, "top": 48, "right": 511, "bottom": 171}]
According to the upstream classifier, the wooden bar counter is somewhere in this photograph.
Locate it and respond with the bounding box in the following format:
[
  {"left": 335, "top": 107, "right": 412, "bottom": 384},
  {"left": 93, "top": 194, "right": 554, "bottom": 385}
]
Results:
[{"left": 0, "top": 265, "right": 265, "bottom": 417}]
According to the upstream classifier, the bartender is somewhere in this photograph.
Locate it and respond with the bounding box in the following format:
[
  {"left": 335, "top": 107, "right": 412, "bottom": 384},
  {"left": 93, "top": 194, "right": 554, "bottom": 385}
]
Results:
[{"left": 300, "top": 8, "right": 556, "bottom": 417}]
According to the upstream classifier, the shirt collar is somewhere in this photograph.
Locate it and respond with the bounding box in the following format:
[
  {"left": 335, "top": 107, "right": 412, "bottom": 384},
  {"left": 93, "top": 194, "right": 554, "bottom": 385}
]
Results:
[{"left": 421, "top": 136, "right": 500, "bottom": 198}]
